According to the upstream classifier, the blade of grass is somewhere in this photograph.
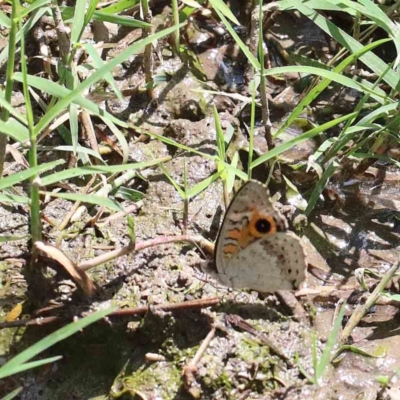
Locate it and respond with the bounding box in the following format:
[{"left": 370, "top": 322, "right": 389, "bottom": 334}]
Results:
[
  {"left": 186, "top": 170, "right": 224, "bottom": 198},
  {"left": 208, "top": 0, "right": 240, "bottom": 25},
  {"left": 0, "top": 193, "right": 30, "bottom": 204},
  {"left": 247, "top": 78, "right": 258, "bottom": 179},
  {"left": 146, "top": 130, "right": 248, "bottom": 181},
  {"left": 84, "top": 43, "right": 123, "bottom": 101},
  {"left": 39, "top": 191, "right": 123, "bottom": 211},
  {"left": 305, "top": 161, "right": 338, "bottom": 216},
  {"left": 101, "top": 0, "right": 138, "bottom": 14},
  {"left": 0, "top": 10, "right": 11, "bottom": 28},
  {"left": 2, "top": 356, "right": 63, "bottom": 377},
  {"left": 0, "top": 93, "right": 27, "bottom": 124},
  {"left": 212, "top": 5, "right": 260, "bottom": 70},
  {"left": 98, "top": 116, "right": 129, "bottom": 164},
  {"left": 15, "top": 74, "right": 130, "bottom": 129},
  {"left": 341, "top": 262, "right": 400, "bottom": 343},
  {"left": 0, "top": 234, "right": 31, "bottom": 242},
  {"left": 83, "top": 0, "right": 99, "bottom": 29},
  {"left": 61, "top": 6, "right": 152, "bottom": 28},
  {"left": 0, "top": 6, "right": 49, "bottom": 66},
  {"left": 38, "top": 145, "right": 105, "bottom": 161},
  {"left": 0, "top": 118, "right": 29, "bottom": 142},
  {"left": 40, "top": 158, "right": 170, "bottom": 186},
  {"left": 251, "top": 112, "right": 358, "bottom": 168},
  {"left": 264, "top": 65, "right": 388, "bottom": 104},
  {"left": 0, "top": 306, "right": 117, "bottom": 379},
  {"left": 33, "top": 23, "right": 185, "bottom": 136},
  {"left": 285, "top": 0, "right": 400, "bottom": 93},
  {"left": 17, "top": 0, "right": 41, "bottom": 242},
  {"left": 70, "top": 0, "right": 87, "bottom": 44},
  {"left": 315, "top": 302, "right": 346, "bottom": 383},
  {"left": 274, "top": 38, "right": 391, "bottom": 137},
  {"left": 158, "top": 162, "right": 186, "bottom": 198},
  {"left": 1, "top": 386, "right": 23, "bottom": 400}
]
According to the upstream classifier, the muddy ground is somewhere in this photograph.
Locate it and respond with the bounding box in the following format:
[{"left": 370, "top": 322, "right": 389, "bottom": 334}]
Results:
[{"left": 2, "top": 3, "right": 400, "bottom": 400}]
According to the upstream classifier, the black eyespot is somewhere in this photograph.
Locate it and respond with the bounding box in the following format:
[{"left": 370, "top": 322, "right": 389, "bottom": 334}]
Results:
[{"left": 255, "top": 218, "right": 272, "bottom": 233}]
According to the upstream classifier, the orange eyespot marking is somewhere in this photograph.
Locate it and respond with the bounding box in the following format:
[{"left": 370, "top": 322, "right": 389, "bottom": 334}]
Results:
[
  {"left": 227, "top": 229, "right": 241, "bottom": 240},
  {"left": 249, "top": 212, "right": 276, "bottom": 238},
  {"left": 223, "top": 243, "right": 239, "bottom": 255}
]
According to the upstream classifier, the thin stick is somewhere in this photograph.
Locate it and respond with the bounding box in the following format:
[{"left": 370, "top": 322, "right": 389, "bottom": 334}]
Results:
[
  {"left": 78, "top": 235, "right": 215, "bottom": 271},
  {"left": 0, "top": 298, "right": 220, "bottom": 329},
  {"left": 183, "top": 326, "right": 217, "bottom": 394},
  {"left": 341, "top": 262, "right": 399, "bottom": 343},
  {"left": 57, "top": 175, "right": 96, "bottom": 232},
  {"left": 111, "top": 297, "right": 220, "bottom": 317}
]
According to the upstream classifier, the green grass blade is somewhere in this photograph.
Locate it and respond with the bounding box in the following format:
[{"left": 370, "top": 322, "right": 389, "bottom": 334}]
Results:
[
  {"left": 84, "top": 43, "right": 123, "bottom": 101},
  {"left": 71, "top": 0, "right": 87, "bottom": 43},
  {"left": 92, "top": 10, "right": 151, "bottom": 27},
  {"left": 0, "top": 10, "right": 11, "bottom": 28},
  {"left": 295, "top": 352, "right": 315, "bottom": 384},
  {"left": 19, "top": 0, "right": 50, "bottom": 19},
  {"left": 38, "top": 145, "right": 105, "bottom": 161},
  {"left": 69, "top": 103, "right": 79, "bottom": 155},
  {"left": 14, "top": 74, "right": 130, "bottom": 129},
  {"left": 0, "top": 118, "right": 29, "bottom": 142},
  {"left": 305, "top": 161, "right": 338, "bottom": 216},
  {"left": 0, "top": 234, "right": 31, "bottom": 242},
  {"left": 33, "top": 23, "right": 184, "bottom": 136},
  {"left": 186, "top": 170, "right": 224, "bottom": 198},
  {"left": 0, "top": 160, "right": 64, "bottom": 190},
  {"left": 264, "top": 65, "right": 387, "bottom": 103},
  {"left": 1, "top": 386, "right": 23, "bottom": 400},
  {"left": 148, "top": 131, "right": 216, "bottom": 160},
  {"left": 101, "top": 0, "right": 138, "bottom": 14},
  {"left": 286, "top": 0, "right": 399, "bottom": 92},
  {"left": 40, "top": 158, "right": 170, "bottom": 186},
  {"left": 226, "top": 151, "right": 239, "bottom": 193},
  {"left": 315, "top": 302, "right": 346, "bottom": 383},
  {"left": 248, "top": 78, "right": 258, "bottom": 178},
  {"left": 98, "top": 116, "right": 129, "bottom": 164},
  {"left": 2, "top": 356, "right": 63, "bottom": 378},
  {"left": 0, "top": 6, "right": 48, "bottom": 65},
  {"left": 0, "top": 306, "right": 117, "bottom": 379},
  {"left": 0, "top": 94, "right": 28, "bottom": 125},
  {"left": 213, "top": 6, "right": 260, "bottom": 70},
  {"left": 0, "top": 193, "right": 30, "bottom": 204},
  {"left": 145, "top": 131, "right": 248, "bottom": 181},
  {"left": 127, "top": 214, "right": 136, "bottom": 244},
  {"left": 158, "top": 162, "right": 185, "bottom": 198},
  {"left": 275, "top": 38, "right": 391, "bottom": 137},
  {"left": 251, "top": 112, "right": 357, "bottom": 168},
  {"left": 61, "top": 6, "right": 151, "bottom": 28},
  {"left": 84, "top": 0, "right": 99, "bottom": 28},
  {"left": 214, "top": 105, "right": 225, "bottom": 163},
  {"left": 40, "top": 191, "right": 123, "bottom": 211},
  {"left": 208, "top": 0, "right": 240, "bottom": 25},
  {"left": 357, "top": 103, "right": 397, "bottom": 126}
]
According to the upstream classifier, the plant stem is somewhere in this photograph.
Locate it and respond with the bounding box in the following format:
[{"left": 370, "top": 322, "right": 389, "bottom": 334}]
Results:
[
  {"left": 0, "top": 1, "right": 19, "bottom": 176},
  {"left": 18, "top": 0, "right": 42, "bottom": 243},
  {"left": 341, "top": 262, "right": 400, "bottom": 343},
  {"left": 141, "top": 0, "right": 154, "bottom": 98},
  {"left": 257, "top": 0, "right": 273, "bottom": 149},
  {"left": 171, "top": 0, "right": 180, "bottom": 54}
]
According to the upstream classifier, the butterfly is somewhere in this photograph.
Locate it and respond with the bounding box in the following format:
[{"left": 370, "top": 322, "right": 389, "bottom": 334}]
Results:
[{"left": 210, "top": 180, "right": 307, "bottom": 292}]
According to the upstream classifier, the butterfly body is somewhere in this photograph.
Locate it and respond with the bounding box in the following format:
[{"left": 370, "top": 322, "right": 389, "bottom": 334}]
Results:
[{"left": 213, "top": 180, "right": 306, "bottom": 292}]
